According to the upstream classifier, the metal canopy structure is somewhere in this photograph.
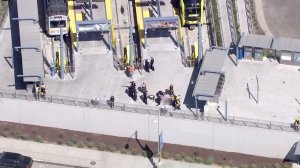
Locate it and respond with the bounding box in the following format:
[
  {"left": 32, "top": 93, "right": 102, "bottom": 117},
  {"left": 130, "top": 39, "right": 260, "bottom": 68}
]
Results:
[
  {"left": 76, "top": 20, "right": 112, "bottom": 52},
  {"left": 143, "top": 16, "right": 181, "bottom": 49},
  {"left": 192, "top": 73, "right": 221, "bottom": 101},
  {"left": 272, "top": 37, "right": 300, "bottom": 53},
  {"left": 14, "top": 0, "right": 44, "bottom": 82},
  {"left": 200, "top": 49, "right": 227, "bottom": 73},
  {"left": 239, "top": 34, "right": 273, "bottom": 49},
  {"left": 193, "top": 49, "right": 227, "bottom": 114}
]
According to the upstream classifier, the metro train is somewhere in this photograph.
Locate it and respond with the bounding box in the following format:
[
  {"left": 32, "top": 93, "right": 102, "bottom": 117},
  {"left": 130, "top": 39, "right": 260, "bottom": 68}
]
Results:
[
  {"left": 177, "top": 0, "right": 204, "bottom": 29},
  {"left": 44, "top": 0, "right": 69, "bottom": 36}
]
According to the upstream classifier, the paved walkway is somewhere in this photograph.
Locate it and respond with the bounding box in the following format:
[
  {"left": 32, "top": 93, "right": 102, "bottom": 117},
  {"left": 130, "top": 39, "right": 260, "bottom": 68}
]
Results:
[
  {"left": 0, "top": 137, "right": 220, "bottom": 168},
  {"left": 217, "top": 0, "right": 231, "bottom": 47},
  {"left": 236, "top": 0, "right": 249, "bottom": 34}
]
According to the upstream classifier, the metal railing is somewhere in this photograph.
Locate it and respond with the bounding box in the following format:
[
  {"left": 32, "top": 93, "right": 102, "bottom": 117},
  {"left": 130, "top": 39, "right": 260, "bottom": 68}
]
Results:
[
  {"left": 226, "top": 0, "right": 238, "bottom": 44},
  {"left": 244, "top": 0, "right": 253, "bottom": 34},
  {"left": 0, "top": 89, "right": 298, "bottom": 133},
  {"left": 205, "top": 0, "right": 217, "bottom": 47},
  {"left": 214, "top": 0, "right": 225, "bottom": 47}
]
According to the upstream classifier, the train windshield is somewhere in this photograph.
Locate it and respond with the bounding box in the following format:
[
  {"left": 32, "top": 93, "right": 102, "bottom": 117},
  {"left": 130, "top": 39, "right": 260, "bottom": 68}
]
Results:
[
  {"left": 50, "top": 20, "right": 66, "bottom": 28},
  {"left": 185, "top": 7, "right": 200, "bottom": 18}
]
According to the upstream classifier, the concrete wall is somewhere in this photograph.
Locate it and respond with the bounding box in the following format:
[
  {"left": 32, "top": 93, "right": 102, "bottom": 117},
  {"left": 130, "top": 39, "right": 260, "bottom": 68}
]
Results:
[{"left": 0, "top": 98, "right": 299, "bottom": 159}]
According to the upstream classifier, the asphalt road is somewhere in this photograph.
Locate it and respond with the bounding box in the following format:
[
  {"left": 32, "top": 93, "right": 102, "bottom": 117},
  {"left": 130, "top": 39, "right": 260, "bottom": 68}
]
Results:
[{"left": 262, "top": 0, "right": 300, "bottom": 38}]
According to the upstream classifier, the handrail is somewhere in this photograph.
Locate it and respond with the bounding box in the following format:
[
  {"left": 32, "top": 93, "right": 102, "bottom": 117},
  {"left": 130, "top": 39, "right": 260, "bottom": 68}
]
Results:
[{"left": 0, "top": 89, "right": 297, "bottom": 133}]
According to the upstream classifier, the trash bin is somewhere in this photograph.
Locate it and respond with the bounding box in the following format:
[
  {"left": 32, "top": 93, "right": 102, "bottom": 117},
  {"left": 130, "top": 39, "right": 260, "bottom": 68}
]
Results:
[{"left": 91, "top": 97, "right": 99, "bottom": 106}]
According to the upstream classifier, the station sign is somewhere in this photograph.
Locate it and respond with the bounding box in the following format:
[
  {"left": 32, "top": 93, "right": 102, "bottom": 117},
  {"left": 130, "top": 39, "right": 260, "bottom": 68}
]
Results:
[
  {"left": 78, "top": 23, "right": 110, "bottom": 32},
  {"left": 145, "top": 18, "right": 178, "bottom": 29}
]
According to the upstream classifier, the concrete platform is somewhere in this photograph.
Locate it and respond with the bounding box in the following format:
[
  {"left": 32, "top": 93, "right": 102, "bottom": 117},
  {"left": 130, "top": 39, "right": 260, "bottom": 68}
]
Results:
[{"left": 207, "top": 56, "right": 300, "bottom": 123}]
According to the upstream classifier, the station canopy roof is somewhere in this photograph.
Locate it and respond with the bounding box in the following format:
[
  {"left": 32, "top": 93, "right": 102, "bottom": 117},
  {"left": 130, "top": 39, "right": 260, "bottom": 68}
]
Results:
[
  {"left": 272, "top": 37, "right": 300, "bottom": 53},
  {"left": 192, "top": 49, "right": 227, "bottom": 101},
  {"left": 200, "top": 49, "right": 227, "bottom": 73},
  {"left": 17, "top": 0, "right": 44, "bottom": 82},
  {"left": 239, "top": 34, "right": 273, "bottom": 49}
]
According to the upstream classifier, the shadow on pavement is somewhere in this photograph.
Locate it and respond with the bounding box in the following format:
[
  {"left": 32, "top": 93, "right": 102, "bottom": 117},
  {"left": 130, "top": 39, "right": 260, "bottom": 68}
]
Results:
[
  {"left": 284, "top": 142, "right": 299, "bottom": 164},
  {"left": 125, "top": 131, "right": 157, "bottom": 168}
]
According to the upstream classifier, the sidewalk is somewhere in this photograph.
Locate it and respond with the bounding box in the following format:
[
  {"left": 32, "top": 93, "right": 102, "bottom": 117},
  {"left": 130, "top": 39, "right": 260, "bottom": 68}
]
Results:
[
  {"left": 0, "top": 137, "right": 220, "bottom": 168},
  {"left": 217, "top": 0, "right": 232, "bottom": 47},
  {"left": 236, "top": 0, "right": 249, "bottom": 34}
]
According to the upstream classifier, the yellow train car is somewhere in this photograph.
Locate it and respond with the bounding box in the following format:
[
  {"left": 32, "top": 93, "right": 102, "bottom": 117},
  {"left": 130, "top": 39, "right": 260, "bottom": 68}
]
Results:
[{"left": 178, "top": 0, "right": 204, "bottom": 29}]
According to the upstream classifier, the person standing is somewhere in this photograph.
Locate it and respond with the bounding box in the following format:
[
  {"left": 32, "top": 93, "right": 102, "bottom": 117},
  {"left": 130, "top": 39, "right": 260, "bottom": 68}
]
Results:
[
  {"left": 143, "top": 91, "right": 148, "bottom": 104},
  {"left": 145, "top": 59, "right": 150, "bottom": 72},
  {"left": 150, "top": 57, "right": 154, "bottom": 71},
  {"left": 110, "top": 96, "right": 115, "bottom": 108},
  {"left": 169, "top": 84, "right": 174, "bottom": 96},
  {"left": 141, "top": 82, "right": 147, "bottom": 93}
]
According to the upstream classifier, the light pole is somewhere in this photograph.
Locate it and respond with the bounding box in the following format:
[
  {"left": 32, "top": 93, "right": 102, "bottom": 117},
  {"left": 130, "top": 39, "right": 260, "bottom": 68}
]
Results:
[
  {"left": 157, "top": 109, "right": 161, "bottom": 165},
  {"left": 153, "top": 110, "right": 162, "bottom": 166}
]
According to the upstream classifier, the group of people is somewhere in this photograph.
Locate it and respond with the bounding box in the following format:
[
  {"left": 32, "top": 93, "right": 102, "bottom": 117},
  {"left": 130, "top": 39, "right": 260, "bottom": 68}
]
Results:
[
  {"left": 34, "top": 82, "right": 46, "bottom": 100},
  {"left": 144, "top": 57, "right": 155, "bottom": 72}
]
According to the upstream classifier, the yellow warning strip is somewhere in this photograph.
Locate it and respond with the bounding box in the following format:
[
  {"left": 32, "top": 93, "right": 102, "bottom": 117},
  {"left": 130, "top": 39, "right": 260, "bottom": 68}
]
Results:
[
  {"left": 172, "top": 7, "right": 183, "bottom": 44},
  {"left": 68, "top": 0, "right": 77, "bottom": 49},
  {"left": 125, "top": 44, "right": 130, "bottom": 64},
  {"left": 143, "top": 10, "right": 150, "bottom": 18},
  {"left": 200, "top": 0, "right": 204, "bottom": 24},
  {"left": 135, "top": 0, "right": 144, "bottom": 45},
  {"left": 193, "top": 41, "right": 198, "bottom": 60},
  {"left": 105, "top": 0, "right": 115, "bottom": 46}
]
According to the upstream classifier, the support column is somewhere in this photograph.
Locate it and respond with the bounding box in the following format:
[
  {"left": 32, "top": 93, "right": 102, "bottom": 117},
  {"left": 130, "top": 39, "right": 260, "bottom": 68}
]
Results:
[
  {"left": 225, "top": 98, "right": 228, "bottom": 121},
  {"left": 89, "top": 0, "right": 93, "bottom": 20},
  {"left": 195, "top": 97, "right": 198, "bottom": 116},
  {"left": 144, "top": 28, "right": 147, "bottom": 49},
  {"left": 60, "top": 28, "right": 65, "bottom": 80},
  {"left": 197, "top": 23, "right": 202, "bottom": 65},
  {"left": 157, "top": 0, "right": 161, "bottom": 17},
  {"left": 129, "top": 26, "right": 134, "bottom": 66},
  {"left": 109, "top": 27, "right": 112, "bottom": 51},
  {"left": 76, "top": 33, "right": 79, "bottom": 52}
]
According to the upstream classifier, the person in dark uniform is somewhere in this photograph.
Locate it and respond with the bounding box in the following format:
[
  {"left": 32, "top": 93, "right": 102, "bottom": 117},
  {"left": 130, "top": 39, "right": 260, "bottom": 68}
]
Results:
[
  {"left": 143, "top": 91, "right": 148, "bottom": 104},
  {"left": 150, "top": 57, "right": 154, "bottom": 71},
  {"left": 131, "top": 81, "right": 136, "bottom": 90},
  {"left": 169, "top": 84, "right": 174, "bottom": 96},
  {"left": 145, "top": 59, "right": 150, "bottom": 72},
  {"left": 110, "top": 96, "right": 115, "bottom": 108},
  {"left": 133, "top": 88, "right": 137, "bottom": 101}
]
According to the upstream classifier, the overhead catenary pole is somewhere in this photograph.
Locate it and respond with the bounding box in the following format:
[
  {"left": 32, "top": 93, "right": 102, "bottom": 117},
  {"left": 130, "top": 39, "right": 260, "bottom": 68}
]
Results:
[
  {"left": 256, "top": 75, "right": 259, "bottom": 104},
  {"left": 157, "top": 0, "right": 161, "bottom": 17},
  {"left": 60, "top": 28, "right": 65, "bottom": 80},
  {"left": 129, "top": 26, "right": 134, "bottom": 66},
  {"left": 89, "top": 0, "right": 93, "bottom": 20},
  {"left": 157, "top": 109, "right": 161, "bottom": 166},
  {"left": 225, "top": 98, "right": 228, "bottom": 121},
  {"left": 197, "top": 22, "right": 202, "bottom": 65}
]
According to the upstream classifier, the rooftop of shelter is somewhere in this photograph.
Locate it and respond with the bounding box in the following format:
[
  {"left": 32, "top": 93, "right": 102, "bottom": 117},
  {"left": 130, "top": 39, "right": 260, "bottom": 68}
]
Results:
[
  {"left": 272, "top": 37, "right": 300, "bottom": 53},
  {"left": 238, "top": 34, "right": 273, "bottom": 49}
]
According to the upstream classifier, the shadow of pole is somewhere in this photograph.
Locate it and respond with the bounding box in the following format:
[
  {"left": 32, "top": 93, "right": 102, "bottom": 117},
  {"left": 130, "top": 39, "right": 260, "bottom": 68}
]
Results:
[{"left": 134, "top": 131, "right": 157, "bottom": 168}]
